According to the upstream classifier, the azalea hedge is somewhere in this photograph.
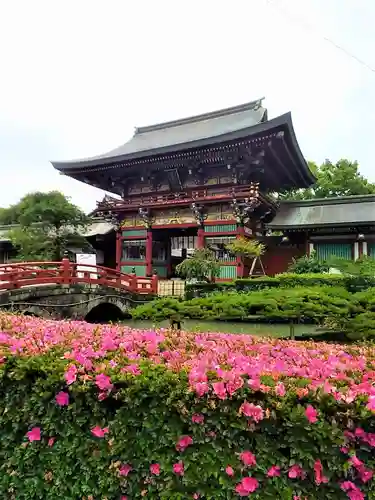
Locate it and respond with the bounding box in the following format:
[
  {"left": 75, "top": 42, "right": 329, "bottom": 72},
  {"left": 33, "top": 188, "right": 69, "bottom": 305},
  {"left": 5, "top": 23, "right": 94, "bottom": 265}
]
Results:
[{"left": 0, "top": 314, "right": 374, "bottom": 499}]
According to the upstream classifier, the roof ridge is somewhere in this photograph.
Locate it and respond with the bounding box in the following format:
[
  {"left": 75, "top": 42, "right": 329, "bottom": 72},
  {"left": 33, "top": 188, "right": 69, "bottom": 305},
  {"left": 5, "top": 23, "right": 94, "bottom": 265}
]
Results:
[{"left": 134, "top": 98, "right": 266, "bottom": 135}]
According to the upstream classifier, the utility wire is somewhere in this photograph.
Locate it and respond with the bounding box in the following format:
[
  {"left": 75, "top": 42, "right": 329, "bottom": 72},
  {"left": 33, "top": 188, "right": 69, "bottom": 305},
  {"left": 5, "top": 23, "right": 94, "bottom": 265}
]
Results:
[{"left": 266, "top": 0, "right": 375, "bottom": 74}]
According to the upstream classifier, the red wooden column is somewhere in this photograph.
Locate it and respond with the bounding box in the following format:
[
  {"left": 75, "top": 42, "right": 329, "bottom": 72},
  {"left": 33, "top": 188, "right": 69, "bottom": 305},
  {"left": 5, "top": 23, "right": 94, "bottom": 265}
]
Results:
[
  {"left": 116, "top": 231, "right": 122, "bottom": 271},
  {"left": 146, "top": 228, "right": 153, "bottom": 276},
  {"left": 236, "top": 224, "right": 245, "bottom": 278},
  {"left": 197, "top": 227, "right": 205, "bottom": 248}
]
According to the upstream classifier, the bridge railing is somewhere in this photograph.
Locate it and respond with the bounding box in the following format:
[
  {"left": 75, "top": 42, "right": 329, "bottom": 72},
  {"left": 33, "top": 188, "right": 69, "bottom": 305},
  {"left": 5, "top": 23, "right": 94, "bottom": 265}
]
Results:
[{"left": 0, "top": 258, "right": 158, "bottom": 295}]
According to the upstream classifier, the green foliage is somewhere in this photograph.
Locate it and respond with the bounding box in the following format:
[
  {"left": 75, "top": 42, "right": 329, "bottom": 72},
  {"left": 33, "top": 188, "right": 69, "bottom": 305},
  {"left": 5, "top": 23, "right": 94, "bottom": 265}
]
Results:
[
  {"left": 176, "top": 248, "right": 220, "bottom": 283},
  {"left": 288, "top": 252, "right": 330, "bottom": 274},
  {"left": 284, "top": 159, "right": 375, "bottom": 200},
  {"left": 225, "top": 237, "right": 265, "bottom": 259},
  {"left": 133, "top": 286, "right": 351, "bottom": 325},
  {"left": 0, "top": 351, "right": 373, "bottom": 498},
  {"left": 328, "top": 255, "right": 375, "bottom": 276},
  {"left": 185, "top": 273, "right": 375, "bottom": 299},
  {"left": 4, "top": 191, "right": 91, "bottom": 261}
]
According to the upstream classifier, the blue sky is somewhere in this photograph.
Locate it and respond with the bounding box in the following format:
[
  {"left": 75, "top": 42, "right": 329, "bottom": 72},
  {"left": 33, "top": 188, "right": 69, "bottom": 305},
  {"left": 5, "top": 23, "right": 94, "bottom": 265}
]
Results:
[{"left": 0, "top": 0, "right": 374, "bottom": 212}]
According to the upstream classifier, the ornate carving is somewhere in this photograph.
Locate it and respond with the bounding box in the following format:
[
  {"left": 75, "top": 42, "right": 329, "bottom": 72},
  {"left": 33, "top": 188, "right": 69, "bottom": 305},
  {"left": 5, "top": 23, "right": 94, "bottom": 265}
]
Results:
[
  {"left": 138, "top": 207, "right": 155, "bottom": 229},
  {"left": 231, "top": 182, "right": 261, "bottom": 225},
  {"left": 190, "top": 202, "right": 207, "bottom": 227}
]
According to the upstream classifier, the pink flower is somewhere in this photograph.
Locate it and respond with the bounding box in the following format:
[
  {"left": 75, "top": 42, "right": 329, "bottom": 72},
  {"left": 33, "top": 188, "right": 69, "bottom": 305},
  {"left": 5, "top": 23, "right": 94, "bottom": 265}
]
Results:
[
  {"left": 239, "top": 402, "right": 264, "bottom": 422},
  {"left": 95, "top": 373, "right": 113, "bottom": 391},
  {"left": 267, "top": 465, "right": 281, "bottom": 477},
  {"left": 288, "top": 464, "right": 305, "bottom": 479},
  {"left": 235, "top": 477, "right": 259, "bottom": 496},
  {"left": 305, "top": 405, "right": 318, "bottom": 423},
  {"left": 55, "top": 391, "right": 69, "bottom": 406},
  {"left": 119, "top": 463, "right": 132, "bottom": 476},
  {"left": 225, "top": 465, "right": 234, "bottom": 476},
  {"left": 122, "top": 364, "right": 141, "bottom": 375},
  {"left": 275, "top": 382, "right": 286, "bottom": 396},
  {"left": 192, "top": 413, "right": 204, "bottom": 424},
  {"left": 176, "top": 435, "right": 193, "bottom": 452},
  {"left": 341, "top": 481, "right": 365, "bottom": 500},
  {"left": 212, "top": 381, "right": 227, "bottom": 400},
  {"left": 194, "top": 382, "right": 209, "bottom": 397},
  {"left": 150, "top": 463, "right": 161, "bottom": 475},
  {"left": 367, "top": 396, "right": 375, "bottom": 412},
  {"left": 64, "top": 364, "right": 77, "bottom": 385},
  {"left": 91, "top": 426, "right": 109, "bottom": 438},
  {"left": 173, "top": 461, "right": 184, "bottom": 476},
  {"left": 240, "top": 451, "right": 256, "bottom": 467},
  {"left": 26, "top": 427, "right": 41, "bottom": 442},
  {"left": 48, "top": 437, "right": 55, "bottom": 447},
  {"left": 314, "top": 459, "right": 329, "bottom": 485}
]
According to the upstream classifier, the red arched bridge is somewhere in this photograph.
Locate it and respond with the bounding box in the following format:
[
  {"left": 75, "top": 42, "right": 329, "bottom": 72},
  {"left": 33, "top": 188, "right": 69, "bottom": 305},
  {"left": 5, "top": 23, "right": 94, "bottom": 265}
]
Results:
[
  {"left": 0, "top": 259, "right": 158, "bottom": 321},
  {"left": 0, "top": 258, "right": 158, "bottom": 294}
]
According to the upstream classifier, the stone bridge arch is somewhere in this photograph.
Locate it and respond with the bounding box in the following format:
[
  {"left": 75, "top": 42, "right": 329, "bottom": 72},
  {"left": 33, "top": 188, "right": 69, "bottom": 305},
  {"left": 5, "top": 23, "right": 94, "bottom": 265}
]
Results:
[{"left": 0, "top": 284, "right": 150, "bottom": 322}]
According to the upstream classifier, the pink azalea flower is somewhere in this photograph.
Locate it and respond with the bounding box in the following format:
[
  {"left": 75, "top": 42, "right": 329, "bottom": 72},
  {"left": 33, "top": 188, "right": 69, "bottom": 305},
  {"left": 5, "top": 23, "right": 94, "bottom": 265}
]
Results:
[
  {"left": 240, "top": 451, "right": 256, "bottom": 467},
  {"left": 305, "top": 405, "right": 318, "bottom": 423},
  {"left": 122, "top": 364, "right": 141, "bottom": 375},
  {"left": 48, "top": 437, "right": 55, "bottom": 447},
  {"left": 119, "top": 463, "right": 132, "bottom": 476},
  {"left": 313, "top": 459, "right": 329, "bottom": 485},
  {"left": 150, "top": 463, "right": 161, "bottom": 475},
  {"left": 191, "top": 413, "right": 204, "bottom": 424},
  {"left": 176, "top": 435, "right": 193, "bottom": 452},
  {"left": 91, "top": 426, "right": 109, "bottom": 438},
  {"left": 26, "top": 427, "right": 41, "bottom": 442},
  {"left": 267, "top": 465, "right": 281, "bottom": 477},
  {"left": 275, "top": 382, "right": 286, "bottom": 396},
  {"left": 64, "top": 364, "right": 77, "bottom": 385},
  {"left": 194, "top": 382, "right": 209, "bottom": 397},
  {"left": 212, "top": 381, "right": 227, "bottom": 400},
  {"left": 55, "top": 391, "right": 69, "bottom": 406},
  {"left": 239, "top": 402, "right": 264, "bottom": 422},
  {"left": 367, "top": 396, "right": 375, "bottom": 412},
  {"left": 225, "top": 465, "right": 234, "bottom": 476},
  {"left": 173, "top": 461, "right": 184, "bottom": 476},
  {"left": 95, "top": 373, "right": 113, "bottom": 391},
  {"left": 235, "top": 477, "right": 259, "bottom": 496},
  {"left": 341, "top": 481, "right": 365, "bottom": 500},
  {"left": 288, "top": 464, "right": 305, "bottom": 479}
]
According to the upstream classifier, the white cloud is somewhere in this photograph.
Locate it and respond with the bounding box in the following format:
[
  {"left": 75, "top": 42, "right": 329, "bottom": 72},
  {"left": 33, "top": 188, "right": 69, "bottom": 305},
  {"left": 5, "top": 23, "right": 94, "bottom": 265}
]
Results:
[{"left": 0, "top": 0, "right": 374, "bottom": 212}]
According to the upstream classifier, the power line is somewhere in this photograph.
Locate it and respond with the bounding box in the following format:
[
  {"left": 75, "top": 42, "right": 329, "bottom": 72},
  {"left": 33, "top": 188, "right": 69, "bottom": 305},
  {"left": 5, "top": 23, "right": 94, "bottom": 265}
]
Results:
[{"left": 266, "top": 0, "right": 375, "bottom": 74}]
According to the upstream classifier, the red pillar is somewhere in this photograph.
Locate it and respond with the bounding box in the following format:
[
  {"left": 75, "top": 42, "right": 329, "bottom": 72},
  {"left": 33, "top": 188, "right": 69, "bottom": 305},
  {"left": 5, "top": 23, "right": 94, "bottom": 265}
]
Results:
[
  {"left": 146, "top": 228, "right": 153, "bottom": 276},
  {"left": 197, "top": 227, "right": 205, "bottom": 248},
  {"left": 236, "top": 224, "right": 245, "bottom": 278},
  {"left": 116, "top": 231, "right": 122, "bottom": 271}
]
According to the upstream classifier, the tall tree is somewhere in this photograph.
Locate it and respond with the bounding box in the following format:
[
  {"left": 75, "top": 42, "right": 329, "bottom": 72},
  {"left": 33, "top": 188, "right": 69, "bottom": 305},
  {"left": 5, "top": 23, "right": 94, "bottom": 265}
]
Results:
[
  {"left": 284, "top": 159, "right": 375, "bottom": 200},
  {"left": 4, "top": 191, "right": 91, "bottom": 261}
]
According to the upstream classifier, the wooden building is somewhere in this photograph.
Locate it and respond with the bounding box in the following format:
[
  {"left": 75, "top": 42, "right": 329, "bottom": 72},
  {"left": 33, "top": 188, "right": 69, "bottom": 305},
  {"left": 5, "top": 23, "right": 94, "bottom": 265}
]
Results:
[
  {"left": 265, "top": 195, "right": 375, "bottom": 275},
  {"left": 52, "top": 98, "right": 316, "bottom": 279}
]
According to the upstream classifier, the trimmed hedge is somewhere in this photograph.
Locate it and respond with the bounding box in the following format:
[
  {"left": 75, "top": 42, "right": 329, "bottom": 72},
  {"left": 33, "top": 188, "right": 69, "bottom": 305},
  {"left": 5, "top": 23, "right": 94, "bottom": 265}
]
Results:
[
  {"left": 185, "top": 274, "right": 375, "bottom": 299},
  {"left": 0, "top": 314, "right": 374, "bottom": 499},
  {"left": 133, "top": 286, "right": 351, "bottom": 324}
]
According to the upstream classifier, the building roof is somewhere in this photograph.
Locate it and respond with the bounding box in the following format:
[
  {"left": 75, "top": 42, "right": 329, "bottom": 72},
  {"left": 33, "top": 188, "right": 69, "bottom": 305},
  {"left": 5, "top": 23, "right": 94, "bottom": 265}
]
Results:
[
  {"left": 52, "top": 99, "right": 268, "bottom": 171},
  {"left": 268, "top": 195, "right": 375, "bottom": 229}
]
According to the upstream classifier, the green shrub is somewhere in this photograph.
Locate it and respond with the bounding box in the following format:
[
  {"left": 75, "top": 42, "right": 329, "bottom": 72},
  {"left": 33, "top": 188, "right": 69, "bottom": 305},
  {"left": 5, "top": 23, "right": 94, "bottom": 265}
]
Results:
[
  {"left": 277, "top": 273, "right": 345, "bottom": 288},
  {"left": 288, "top": 252, "right": 330, "bottom": 274},
  {"left": 133, "top": 287, "right": 351, "bottom": 325},
  {"left": 336, "top": 287, "right": 375, "bottom": 340}
]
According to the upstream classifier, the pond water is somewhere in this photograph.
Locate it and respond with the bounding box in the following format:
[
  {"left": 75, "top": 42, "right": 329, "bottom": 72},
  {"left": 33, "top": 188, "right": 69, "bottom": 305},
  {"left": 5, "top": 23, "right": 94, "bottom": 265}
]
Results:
[{"left": 120, "top": 319, "right": 318, "bottom": 338}]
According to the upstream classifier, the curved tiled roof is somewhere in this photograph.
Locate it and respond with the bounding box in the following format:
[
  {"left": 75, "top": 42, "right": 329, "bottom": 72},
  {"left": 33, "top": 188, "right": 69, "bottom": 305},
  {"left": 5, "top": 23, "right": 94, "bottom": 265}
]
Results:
[{"left": 52, "top": 98, "right": 267, "bottom": 170}]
